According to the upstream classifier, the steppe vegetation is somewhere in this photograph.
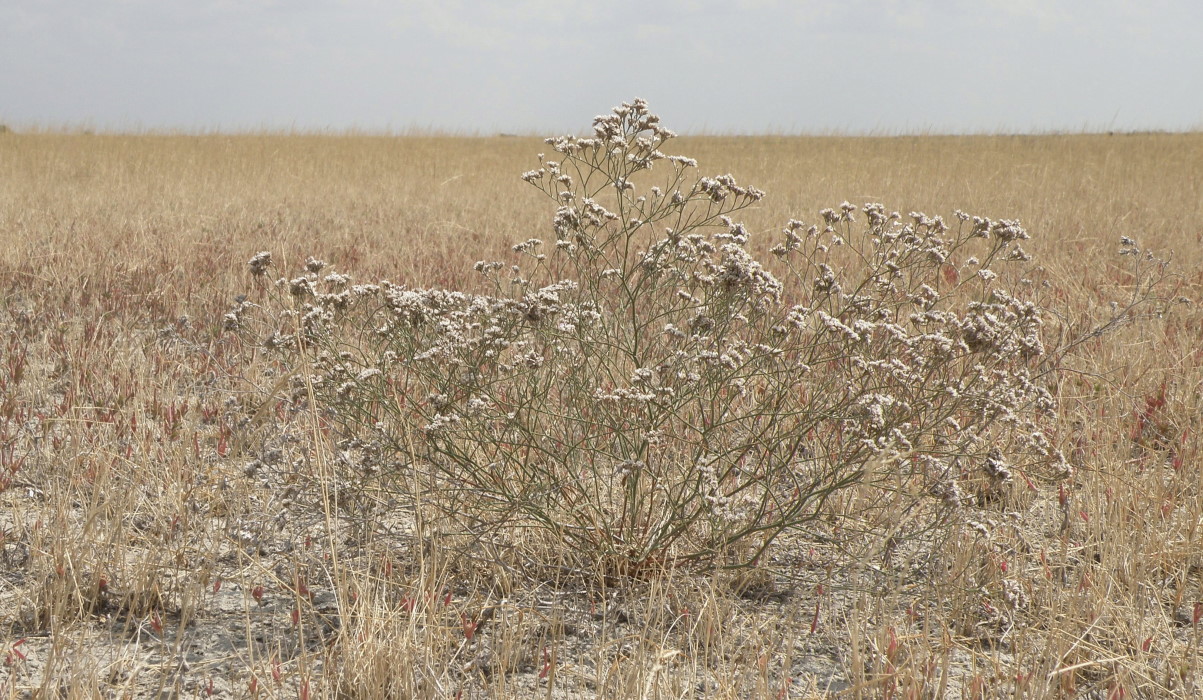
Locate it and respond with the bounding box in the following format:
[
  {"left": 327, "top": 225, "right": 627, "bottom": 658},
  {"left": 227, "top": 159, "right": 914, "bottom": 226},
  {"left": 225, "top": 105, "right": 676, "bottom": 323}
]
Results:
[{"left": 2, "top": 102, "right": 1202, "bottom": 698}]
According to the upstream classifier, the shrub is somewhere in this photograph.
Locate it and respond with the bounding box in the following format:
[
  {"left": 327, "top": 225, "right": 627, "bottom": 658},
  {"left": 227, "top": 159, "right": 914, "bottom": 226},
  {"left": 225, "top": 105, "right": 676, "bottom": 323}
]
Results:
[{"left": 235, "top": 99, "right": 1075, "bottom": 576}]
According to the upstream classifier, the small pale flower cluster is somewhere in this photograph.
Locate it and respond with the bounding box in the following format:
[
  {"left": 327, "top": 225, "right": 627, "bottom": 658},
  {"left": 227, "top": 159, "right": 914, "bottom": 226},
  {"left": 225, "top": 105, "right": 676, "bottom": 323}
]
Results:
[
  {"left": 222, "top": 296, "right": 256, "bottom": 331},
  {"left": 714, "top": 244, "right": 782, "bottom": 303},
  {"left": 696, "top": 174, "right": 765, "bottom": 204},
  {"left": 957, "top": 290, "right": 1044, "bottom": 360},
  {"left": 982, "top": 447, "right": 1012, "bottom": 483},
  {"left": 695, "top": 454, "right": 756, "bottom": 525},
  {"left": 968, "top": 216, "right": 1029, "bottom": 244},
  {"left": 424, "top": 412, "right": 460, "bottom": 435},
  {"left": 535, "top": 99, "right": 677, "bottom": 170},
  {"left": 512, "top": 238, "right": 543, "bottom": 254},
  {"left": 818, "top": 201, "right": 859, "bottom": 226},
  {"left": 593, "top": 387, "right": 658, "bottom": 404},
  {"left": 248, "top": 251, "right": 273, "bottom": 276},
  {"left": 474, "top": 260, "right": 504, "bottom": 275},
  {"left": 858, "top": 393, "right": 903, "bottom": 430}
]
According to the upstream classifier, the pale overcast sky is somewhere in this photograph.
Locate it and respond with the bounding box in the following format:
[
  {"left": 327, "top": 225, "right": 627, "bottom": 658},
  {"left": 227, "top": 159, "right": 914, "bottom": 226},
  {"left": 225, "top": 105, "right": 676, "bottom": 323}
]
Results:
[{"left": 3, "top": 0, "right": 1201, "bottom": 134}]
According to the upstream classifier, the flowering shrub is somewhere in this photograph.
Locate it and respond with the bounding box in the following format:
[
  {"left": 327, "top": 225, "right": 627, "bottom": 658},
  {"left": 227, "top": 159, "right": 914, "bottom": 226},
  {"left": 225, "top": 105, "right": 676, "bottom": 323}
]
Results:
[{"left": 235, "top": 100, "right": 1073, "bottom": 574}]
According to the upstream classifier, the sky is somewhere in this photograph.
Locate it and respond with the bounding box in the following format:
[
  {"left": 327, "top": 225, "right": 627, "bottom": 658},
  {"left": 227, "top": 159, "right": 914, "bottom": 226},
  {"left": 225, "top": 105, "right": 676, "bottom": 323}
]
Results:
[{"left": 3, "top": 0, "right": 1201, "bottom": 135}]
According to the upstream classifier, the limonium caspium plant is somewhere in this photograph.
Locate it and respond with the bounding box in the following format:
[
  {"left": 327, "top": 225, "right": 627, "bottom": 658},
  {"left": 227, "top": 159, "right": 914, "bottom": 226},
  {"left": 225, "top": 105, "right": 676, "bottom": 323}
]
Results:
[{"left": 234, "top": 99, "right": 1071, "bottom": 574}]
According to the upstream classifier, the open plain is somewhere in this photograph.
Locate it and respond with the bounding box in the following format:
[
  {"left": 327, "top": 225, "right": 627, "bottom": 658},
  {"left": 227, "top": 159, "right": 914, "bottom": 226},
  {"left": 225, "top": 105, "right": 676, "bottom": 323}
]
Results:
[{"left": 2, "top": 127, "right": 1203, "bottom": 698}]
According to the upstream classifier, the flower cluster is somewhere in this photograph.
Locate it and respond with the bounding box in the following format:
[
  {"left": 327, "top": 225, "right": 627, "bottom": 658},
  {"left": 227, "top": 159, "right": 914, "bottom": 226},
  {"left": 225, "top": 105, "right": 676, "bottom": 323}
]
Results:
[{"left": 239, "top": 99, "right": 1069, "bottom": 571}]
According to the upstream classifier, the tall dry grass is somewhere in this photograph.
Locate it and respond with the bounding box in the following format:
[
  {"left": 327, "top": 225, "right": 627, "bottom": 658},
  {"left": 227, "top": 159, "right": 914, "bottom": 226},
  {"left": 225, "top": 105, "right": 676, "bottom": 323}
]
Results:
[{"left": 1, "top": 123, "right": 1202, "bottom": 698}]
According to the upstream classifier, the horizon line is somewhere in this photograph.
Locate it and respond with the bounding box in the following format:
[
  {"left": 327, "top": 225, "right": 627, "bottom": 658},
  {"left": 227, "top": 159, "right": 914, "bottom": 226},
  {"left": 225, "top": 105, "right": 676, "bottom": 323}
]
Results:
[{"left": 4, "top": 122, "right": 1202, "bottom": 139}]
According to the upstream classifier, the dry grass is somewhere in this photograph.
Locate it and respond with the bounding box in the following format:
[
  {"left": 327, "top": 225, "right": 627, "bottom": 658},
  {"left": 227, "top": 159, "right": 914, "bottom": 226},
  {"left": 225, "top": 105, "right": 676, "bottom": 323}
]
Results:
[{"left": 2, "top": 126, "right": 1202, "bottom": 698}]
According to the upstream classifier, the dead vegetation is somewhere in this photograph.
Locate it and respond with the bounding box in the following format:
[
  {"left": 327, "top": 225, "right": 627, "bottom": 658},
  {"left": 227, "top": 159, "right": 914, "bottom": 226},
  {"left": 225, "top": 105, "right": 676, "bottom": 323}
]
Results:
[{"left": 1, "top": 123, "right": 1202, "bottom": 698}]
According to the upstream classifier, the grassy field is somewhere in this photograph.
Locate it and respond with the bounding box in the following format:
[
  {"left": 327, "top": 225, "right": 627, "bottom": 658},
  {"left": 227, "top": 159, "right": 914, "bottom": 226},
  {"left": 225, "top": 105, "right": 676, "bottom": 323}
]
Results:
[{"left": 2, "top": 123, "right": 1203, "bottom": 698}]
